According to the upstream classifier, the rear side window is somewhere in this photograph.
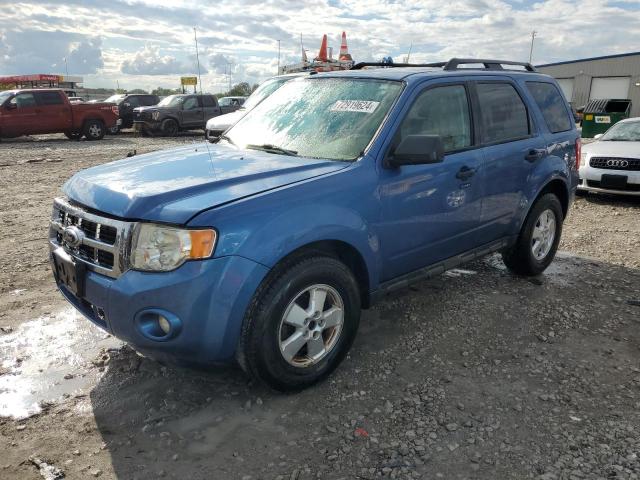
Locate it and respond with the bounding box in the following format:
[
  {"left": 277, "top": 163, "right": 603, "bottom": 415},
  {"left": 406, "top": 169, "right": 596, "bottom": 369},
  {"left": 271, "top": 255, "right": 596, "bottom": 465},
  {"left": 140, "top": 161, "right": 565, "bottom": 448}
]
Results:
[
  {"left": 477, "top": 83, "right": 529, "bottom": 144},
  {"left": 201, "top": 96, "right": 216, "bottom": 107},
  {"left": 144, "top": 96, "right": 159, "bottom": 106},
  {"left": 399, "top": 84, "right": 472, "bottom": 152},
  {"left": 36, "top": 91, "right": 64, "bottom": 106},
  {"left": 526, "top": 82, "right": 572, "bottom": 133}
]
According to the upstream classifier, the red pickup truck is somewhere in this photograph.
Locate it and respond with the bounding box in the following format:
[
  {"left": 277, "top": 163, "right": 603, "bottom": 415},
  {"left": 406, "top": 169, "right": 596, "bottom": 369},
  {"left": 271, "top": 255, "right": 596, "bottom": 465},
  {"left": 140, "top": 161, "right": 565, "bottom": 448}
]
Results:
[{"left": 0, "top": 89, "right": 119, "bottom": 141}]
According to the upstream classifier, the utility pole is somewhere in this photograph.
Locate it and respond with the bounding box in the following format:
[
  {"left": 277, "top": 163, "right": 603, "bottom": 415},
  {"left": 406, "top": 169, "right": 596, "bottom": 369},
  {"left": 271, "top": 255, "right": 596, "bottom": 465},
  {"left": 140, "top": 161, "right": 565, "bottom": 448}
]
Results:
[
  {"left": 194, "top": 27, "right": 204, "bottom": 96},
  {"left": 63, "top": 57, "right": 69, "bottom": 77},
  {"left": 529, "top": 31, "right": 537, "bottom": 64},
  {"left": 227, "top": 62, "right": 233, "bottom": 91},
  {"left": 277, "top": 40, "right": 281, "bottom": 75}
]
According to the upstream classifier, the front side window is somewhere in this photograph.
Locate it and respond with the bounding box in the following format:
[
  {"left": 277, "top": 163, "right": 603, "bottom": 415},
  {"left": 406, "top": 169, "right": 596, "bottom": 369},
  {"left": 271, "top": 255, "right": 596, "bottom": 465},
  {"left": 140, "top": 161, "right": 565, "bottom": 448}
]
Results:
[
  {"left": 477, "top": 83, "right": 529, "bottom": 144},
  {"left": 526, "top": 82, "right": 572, "bottom": 133},
  {"left": 225, "top": 78, "right": 403, "bottom": 161},
  {"left": 126, "top": 97, "right": 140, "bottom": 107},
  {"left": 183, "top": 97, "right": 198, "bottom": 110},
  {"left": 398, "top": 84, "right": 471, "bottom": 152},
  {"left": 157, "top": 95, "right": 184, "bottom": 108},
  {"left": 37, "top": 91, "right": 64, "bottom": 105},
  {"left": 11, "top": 93, "right": 37, "bottom": 108}
]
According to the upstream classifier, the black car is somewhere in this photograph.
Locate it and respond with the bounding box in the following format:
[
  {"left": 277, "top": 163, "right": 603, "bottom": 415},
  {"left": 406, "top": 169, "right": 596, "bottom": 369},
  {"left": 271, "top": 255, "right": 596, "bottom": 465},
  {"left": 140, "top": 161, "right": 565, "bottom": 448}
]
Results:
[
  {"left": 104, "top": 93, "right": 160, "bottom": 132},
  {"left": 133, "top": 94, "right": 222, "bottom": 136}
]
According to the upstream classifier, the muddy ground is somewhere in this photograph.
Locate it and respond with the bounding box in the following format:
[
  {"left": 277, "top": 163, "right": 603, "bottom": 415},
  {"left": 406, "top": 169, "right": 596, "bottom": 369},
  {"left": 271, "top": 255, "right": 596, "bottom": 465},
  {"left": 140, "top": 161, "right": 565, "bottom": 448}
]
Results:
[{"left": 0, "top": 132, "right": 638, "bottom": 480}]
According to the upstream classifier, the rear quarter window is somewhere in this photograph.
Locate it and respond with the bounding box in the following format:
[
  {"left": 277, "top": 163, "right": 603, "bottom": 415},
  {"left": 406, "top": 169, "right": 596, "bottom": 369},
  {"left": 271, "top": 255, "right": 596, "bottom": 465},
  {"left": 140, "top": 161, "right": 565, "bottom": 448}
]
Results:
[
  {"left": 526, "top": 81, "right": 572, "bottom": 133},
  {"left": 476, "top": 83, "right": 530, "bottom": 144}
]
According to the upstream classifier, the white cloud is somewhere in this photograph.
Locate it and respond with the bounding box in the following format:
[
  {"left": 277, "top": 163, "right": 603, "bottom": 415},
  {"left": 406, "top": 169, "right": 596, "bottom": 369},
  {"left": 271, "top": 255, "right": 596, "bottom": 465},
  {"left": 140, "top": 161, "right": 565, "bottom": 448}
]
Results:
[{"left": 0, "top": 0, "right": 638, "bottom": 92}]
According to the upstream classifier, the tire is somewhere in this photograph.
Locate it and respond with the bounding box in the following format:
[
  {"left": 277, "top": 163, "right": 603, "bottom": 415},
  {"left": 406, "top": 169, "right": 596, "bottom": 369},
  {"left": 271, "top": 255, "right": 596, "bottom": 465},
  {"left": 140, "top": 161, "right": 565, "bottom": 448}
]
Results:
[
  {"left": 64, "top": 131, "right": 82, "bottom": 141},
  {"left": 162, "top": 119, "right": 179, "bottom": 137},
  {"left": 501, "top": 193, "right": 563, "bottom": 276},
  {"left": 83, "top": 120, "right": 105, "bottom": 140},
  {"left": 237, "top": 255, "right": 361, "bottom": 392}
]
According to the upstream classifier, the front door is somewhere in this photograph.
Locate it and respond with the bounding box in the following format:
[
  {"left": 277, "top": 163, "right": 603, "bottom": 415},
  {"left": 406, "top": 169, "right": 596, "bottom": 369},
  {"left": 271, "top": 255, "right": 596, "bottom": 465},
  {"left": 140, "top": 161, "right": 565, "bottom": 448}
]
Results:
[
  {"left": 3, "top": 92, "right": 40, "bottom": 137},
  {"left": 378, "top": 82, "right": 484, "bottom": 281}
]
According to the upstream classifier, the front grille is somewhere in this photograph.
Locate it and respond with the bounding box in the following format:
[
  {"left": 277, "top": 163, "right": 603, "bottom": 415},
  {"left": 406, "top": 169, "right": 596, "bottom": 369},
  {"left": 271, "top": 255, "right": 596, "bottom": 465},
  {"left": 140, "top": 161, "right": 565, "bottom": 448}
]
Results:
[
  {"left": 49, "top": 198, "right": 133, "bottom": 278},
  {"left": 589, "top": 157, "right": 640, "bottom": 171},
  {"left": 586, "top": 180, "right": 640, "bottom": 192}
]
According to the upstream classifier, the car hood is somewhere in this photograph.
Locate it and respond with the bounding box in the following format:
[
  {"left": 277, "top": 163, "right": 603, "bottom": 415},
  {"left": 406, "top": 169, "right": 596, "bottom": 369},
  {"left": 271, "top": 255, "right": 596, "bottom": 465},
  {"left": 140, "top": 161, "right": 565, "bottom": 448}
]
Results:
[
  {"left": 583, "top": 140, "right": 640, "bottom": 159},
  {"left": 63, "top": 143, "right": 348, "bottom": 224},
  {"left": 206, "top": 109, "right": 246, "bottom": 129}
]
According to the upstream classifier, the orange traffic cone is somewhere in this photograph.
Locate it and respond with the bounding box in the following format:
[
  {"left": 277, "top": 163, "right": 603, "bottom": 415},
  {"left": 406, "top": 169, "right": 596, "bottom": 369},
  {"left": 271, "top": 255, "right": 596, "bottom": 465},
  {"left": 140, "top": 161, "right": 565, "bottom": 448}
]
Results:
[
  {"left": 315, "top": 34, "right": 328, "bottom": 62},
  {"left": 339, "top": 31, "right": 353, "bottom": 62}
]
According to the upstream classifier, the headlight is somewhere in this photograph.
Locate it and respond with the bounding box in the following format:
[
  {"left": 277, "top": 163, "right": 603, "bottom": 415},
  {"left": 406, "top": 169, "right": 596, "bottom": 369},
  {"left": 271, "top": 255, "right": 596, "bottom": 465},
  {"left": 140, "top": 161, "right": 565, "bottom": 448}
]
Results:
[
  {"left": 131, "top": 224, "right": 216, "bottom": 272},
  {"left": 151, "top": 111, "right": 160, "bottom": 121},
  {"left": 580, "top": 152, "right": 587, "bottom": 167}
]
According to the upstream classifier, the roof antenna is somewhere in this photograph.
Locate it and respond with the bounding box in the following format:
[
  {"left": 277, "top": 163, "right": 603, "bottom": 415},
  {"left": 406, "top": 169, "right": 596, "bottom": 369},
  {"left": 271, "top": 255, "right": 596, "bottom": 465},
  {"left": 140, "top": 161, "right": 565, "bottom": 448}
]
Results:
[{"left": 193, "top": 26, "right": 218, "bottom": 178}]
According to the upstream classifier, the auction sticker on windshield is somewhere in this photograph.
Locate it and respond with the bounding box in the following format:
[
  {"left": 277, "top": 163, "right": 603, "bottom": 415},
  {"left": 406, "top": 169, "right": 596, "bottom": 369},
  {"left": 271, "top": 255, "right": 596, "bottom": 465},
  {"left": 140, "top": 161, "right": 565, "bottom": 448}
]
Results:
[{"left": 330, "top": 100, "right": 380, "bottom": 113}]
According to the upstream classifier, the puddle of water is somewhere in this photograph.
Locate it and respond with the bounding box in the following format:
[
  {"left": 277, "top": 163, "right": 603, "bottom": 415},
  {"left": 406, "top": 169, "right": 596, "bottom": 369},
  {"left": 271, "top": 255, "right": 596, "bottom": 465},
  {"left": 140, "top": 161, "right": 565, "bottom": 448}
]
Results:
[{"left": 0, "top": 307, "right": 121, "bottom": 419}]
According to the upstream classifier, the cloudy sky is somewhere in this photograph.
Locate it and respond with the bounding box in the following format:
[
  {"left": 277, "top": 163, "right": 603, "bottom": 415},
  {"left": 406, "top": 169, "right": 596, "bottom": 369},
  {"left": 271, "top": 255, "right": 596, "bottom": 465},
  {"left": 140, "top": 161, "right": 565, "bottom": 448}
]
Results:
[{"left": 0, "top": 0, "right": 638, "bottom": 93}]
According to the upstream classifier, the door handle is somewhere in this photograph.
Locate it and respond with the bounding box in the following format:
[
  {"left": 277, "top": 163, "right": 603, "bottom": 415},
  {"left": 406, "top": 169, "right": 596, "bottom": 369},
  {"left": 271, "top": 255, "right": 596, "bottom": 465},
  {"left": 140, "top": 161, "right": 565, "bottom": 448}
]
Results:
[
  {"left": 456, "top": 166, "right": 476, "bottom": 180},
  {"left": 525, "top": 148, "right": 547, "bottom": 162}
]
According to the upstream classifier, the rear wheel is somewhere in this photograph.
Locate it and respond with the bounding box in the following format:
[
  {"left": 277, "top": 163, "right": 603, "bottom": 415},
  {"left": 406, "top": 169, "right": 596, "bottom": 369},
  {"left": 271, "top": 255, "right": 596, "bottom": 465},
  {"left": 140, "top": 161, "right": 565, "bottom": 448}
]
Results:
[
  {"left": 83, "top": 120, "right": 105, "bottom": 140},
  {"left": 502, "top": 193, "right": 563, "bottom": 276},
  {"left": 237, "top": 256, "right": 361, "bottom": 391},
  {"left": 162, "top": 119, "right": 179, "bottom": 137}
]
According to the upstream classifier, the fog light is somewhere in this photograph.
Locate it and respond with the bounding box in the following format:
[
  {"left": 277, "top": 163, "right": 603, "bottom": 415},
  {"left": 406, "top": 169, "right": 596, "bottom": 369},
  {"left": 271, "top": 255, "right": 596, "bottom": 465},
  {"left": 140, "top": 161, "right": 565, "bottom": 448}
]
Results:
[
  {"left": 135, "top": 309, "right": 182, "bottom": 341},
  {"left": 158, "top": 315, "right": 171, "bottom": 335}
]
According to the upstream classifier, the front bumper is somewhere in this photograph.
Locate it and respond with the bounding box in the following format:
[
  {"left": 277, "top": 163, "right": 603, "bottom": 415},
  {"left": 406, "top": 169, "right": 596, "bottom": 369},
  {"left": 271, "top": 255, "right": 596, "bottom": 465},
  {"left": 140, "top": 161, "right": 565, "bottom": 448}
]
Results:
[
  {"left": 52, "top": 254, "right": 269, "bottom": 365},
  {"left": 578, "top": 164, "right": 640, "bottom": 196},
  {"left": 133, "top": 120, "right": 162, "bottom": 132}
]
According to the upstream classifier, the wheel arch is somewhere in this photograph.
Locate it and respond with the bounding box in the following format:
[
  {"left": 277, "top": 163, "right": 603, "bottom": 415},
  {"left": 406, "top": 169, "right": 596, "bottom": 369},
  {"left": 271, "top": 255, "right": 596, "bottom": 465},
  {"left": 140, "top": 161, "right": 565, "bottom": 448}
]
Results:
[
  {"left": 266, "top": 239, "right": 372, "bottom": 309},
  {"left": 535, "top": 178, "right": 569, "bottom": 219}
]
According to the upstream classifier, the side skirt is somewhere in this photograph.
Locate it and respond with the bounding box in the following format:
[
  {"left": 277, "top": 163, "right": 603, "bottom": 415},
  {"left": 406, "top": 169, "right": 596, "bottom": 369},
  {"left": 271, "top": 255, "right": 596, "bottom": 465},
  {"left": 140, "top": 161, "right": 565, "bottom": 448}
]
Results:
[{"left": 370, "top": 236, "right": 516, "bottom": 304}]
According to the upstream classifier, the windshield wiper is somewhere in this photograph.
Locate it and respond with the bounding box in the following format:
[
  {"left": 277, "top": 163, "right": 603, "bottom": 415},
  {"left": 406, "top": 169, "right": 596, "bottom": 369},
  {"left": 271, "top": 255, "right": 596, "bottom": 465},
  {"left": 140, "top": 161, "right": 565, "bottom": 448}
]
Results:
[{"left": 246, "top": 144, "right": 298, "bottom": 156}]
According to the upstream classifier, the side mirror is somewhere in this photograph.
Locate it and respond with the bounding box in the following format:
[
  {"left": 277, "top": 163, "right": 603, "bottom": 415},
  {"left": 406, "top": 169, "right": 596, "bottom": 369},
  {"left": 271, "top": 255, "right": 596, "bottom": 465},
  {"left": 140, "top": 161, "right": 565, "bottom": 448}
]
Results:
[
  {"left": 594, "top": 133, "right": 603, "bottom": 140},
  {"left": 387, "top": 135, "right": 445, "bottom": 168},
  {"left": 6, "top": 102, "right": 17, "bottom": 110},
  {"left": 123, "top": 102, "right": 131, "bottom": 108}
]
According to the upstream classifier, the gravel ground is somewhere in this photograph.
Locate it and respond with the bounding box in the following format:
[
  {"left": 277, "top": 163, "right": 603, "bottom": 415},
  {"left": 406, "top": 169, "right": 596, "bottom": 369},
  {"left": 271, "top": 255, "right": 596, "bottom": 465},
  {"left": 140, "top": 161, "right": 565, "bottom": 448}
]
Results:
[{"left": 0, "top": 132, "right": 638, "bottom": 480}]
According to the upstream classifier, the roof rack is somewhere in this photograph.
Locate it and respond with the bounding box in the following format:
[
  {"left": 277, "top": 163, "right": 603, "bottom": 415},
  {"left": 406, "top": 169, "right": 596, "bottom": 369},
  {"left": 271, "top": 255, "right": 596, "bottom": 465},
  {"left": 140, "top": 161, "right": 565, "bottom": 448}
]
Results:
[
  {"left": 443, "top": 58, "right": 537, "bottom": 72},
  {"left": 351, "top": 61, "right": 446, "bottom": 70},
  {"left": 350, "top": 58, "right": 537, "bottom": 72}
]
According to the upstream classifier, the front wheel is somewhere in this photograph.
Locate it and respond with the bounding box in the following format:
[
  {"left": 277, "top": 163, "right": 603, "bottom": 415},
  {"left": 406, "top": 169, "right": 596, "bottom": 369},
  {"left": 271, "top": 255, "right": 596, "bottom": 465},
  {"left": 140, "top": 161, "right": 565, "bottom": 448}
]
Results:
[
  {"left": 237, "top": 256, "right": 361, "bottom": 391},
  {"left": 502, "top": 193, "right": 563, "bottom": 276},
  {"left": 162, "top": 119, "right": 179, "bottom": 137}
]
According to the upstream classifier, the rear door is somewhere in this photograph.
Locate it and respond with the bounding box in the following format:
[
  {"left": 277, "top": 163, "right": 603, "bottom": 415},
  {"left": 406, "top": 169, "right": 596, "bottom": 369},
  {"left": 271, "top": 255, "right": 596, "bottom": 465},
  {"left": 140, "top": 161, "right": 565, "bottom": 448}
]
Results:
[
  {"left": 525, "top": 81, "right": 577, "bottom": 187},
  {"left": 472, "top": 79, "right": 546, "bottom": 243},
  {"left": 34, "top": 91, "right": 71, "bottom": 133},
  {"left": 201, "top": 95, "right": 221, "bottom": 124}
]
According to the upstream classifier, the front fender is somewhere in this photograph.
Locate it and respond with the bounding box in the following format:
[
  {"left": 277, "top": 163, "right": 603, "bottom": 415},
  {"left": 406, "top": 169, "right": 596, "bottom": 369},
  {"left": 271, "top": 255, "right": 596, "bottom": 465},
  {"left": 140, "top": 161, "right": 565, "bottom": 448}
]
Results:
[{"left": 188, "top": 160, "right": 382, "bottom": 290}]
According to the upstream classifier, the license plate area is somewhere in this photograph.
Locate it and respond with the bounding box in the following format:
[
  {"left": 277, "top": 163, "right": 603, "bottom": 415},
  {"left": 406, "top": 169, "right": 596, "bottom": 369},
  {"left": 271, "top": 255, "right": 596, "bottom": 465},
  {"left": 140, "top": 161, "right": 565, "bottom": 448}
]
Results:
[
  {"left": 600, "top": 174, "right": 628, "bottom": 189},
  {"left": 52, "top": 248, "right": 86, "bottom": 298}
]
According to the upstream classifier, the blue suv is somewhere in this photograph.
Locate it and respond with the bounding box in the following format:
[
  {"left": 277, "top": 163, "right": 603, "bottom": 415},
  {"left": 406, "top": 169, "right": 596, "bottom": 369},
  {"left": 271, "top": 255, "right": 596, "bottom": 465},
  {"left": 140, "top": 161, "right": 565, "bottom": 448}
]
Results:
[{"left": 50, "top": 59, "right": 579, "bottom": 391}]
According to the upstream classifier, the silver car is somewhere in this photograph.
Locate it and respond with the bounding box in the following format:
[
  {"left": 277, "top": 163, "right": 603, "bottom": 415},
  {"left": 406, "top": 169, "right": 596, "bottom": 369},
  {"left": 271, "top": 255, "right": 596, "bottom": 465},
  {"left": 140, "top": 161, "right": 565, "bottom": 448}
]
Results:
[
  {"left": 206, "top": 72, "right": 310, "bottom": 140},
  {"left": 579, "top": 118, "right": 640, "bottom": 196}
]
